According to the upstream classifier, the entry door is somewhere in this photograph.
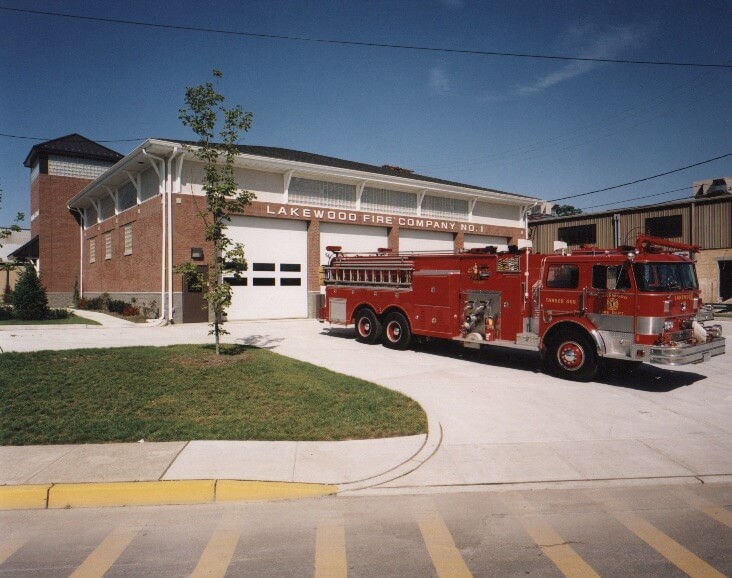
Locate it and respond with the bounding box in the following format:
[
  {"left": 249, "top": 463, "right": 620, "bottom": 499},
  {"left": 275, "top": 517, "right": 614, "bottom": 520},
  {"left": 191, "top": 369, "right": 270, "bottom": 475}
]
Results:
[{"left": 182, "top": 265, "right": 209, "bottom": 323}]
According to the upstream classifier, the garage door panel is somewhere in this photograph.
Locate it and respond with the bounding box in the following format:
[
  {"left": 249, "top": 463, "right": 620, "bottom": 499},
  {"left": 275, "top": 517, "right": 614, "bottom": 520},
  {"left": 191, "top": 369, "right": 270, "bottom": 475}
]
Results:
[
  {"left": 227, "top": 216, "right": 307, "bottom": 320},
  {"left": 399, "top": 230, "right": 454, "bottom": 253},
  {"left": 320, "top": 223, "right": 388, "bottom": 264},
  {"left": 463, "top": 233, "right": 508, "bottom": 251}
]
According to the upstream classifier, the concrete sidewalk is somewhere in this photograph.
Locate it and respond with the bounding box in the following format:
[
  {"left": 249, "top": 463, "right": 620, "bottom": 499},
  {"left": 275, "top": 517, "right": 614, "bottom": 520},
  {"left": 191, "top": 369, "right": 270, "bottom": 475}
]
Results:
[{"left": 1, "top": 313, "right": 730, "bottom": 508}]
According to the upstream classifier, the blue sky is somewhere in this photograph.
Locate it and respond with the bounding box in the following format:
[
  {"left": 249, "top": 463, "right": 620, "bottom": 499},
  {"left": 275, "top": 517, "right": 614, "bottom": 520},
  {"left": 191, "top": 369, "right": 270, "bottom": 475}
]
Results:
[{"left": 1, "top": 0, "right": 730, "bottom": 227}]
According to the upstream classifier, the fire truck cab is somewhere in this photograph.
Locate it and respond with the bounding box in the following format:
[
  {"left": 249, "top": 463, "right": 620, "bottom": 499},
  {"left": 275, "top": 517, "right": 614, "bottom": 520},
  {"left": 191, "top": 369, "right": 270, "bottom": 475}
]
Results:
[{"left": 318, "top": 236, "right": 725, "bottom": 381}]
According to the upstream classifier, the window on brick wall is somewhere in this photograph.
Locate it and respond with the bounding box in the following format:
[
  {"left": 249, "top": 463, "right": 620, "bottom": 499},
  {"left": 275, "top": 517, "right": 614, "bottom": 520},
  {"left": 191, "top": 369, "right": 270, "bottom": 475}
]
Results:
[
  {"left": 124, "top": 225, "right": 132, "bottom": 256},
  {"left": 104, "top": 233, "right": 112, "bottom": 260},
  {"left": 89, "top": 238, "right": 96, "bottom": 263}
]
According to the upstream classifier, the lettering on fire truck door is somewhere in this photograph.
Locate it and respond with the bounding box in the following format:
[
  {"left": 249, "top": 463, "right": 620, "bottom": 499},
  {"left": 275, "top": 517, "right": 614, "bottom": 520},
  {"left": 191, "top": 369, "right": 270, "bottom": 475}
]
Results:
[{"left": 541, "top": 263, "right": 581, "bottom": 324}]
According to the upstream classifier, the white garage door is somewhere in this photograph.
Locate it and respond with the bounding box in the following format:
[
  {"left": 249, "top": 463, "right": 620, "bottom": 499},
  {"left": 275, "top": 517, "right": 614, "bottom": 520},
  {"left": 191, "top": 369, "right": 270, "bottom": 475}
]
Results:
[
  {"left": 399, "top": 230, "right": 454, "bottom": 253},
  {"left": 227, "top": 216, "right": 308, "bottom": 319},
  {"left": 464, "top": 234, "right": 509, "bottom": 252},
  {"left": 320, "top": 223, "right": 388, "bottom": 265}
]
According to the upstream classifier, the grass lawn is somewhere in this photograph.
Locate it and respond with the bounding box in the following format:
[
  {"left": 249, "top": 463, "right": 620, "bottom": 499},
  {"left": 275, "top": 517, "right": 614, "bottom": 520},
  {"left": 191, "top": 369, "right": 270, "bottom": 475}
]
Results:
[
  {"left": 0, "top": 315, "right": 100, "bottom": 326},
  {"left": 0, "top": 344, "right": 427, "bottom": 445}
]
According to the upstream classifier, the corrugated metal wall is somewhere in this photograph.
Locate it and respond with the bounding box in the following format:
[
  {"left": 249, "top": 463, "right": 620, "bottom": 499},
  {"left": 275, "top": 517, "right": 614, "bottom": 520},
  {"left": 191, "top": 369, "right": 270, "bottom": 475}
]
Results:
[
  {"left": 621, "top": 205, "right": 689, "bottom": 245},
  {"left": 694, "top": 199, "right": 732, "bottom": 249},
  {"left": 530, "top": 197, "right": 731, "bottom": 253}
]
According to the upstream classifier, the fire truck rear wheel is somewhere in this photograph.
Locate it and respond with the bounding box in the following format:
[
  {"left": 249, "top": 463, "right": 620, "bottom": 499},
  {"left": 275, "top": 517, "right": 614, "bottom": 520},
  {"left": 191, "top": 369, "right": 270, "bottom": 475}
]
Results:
[
  {"left": 546, "top": 329, "right": 598, "bottom": 381},
  {"left": 354, "top": 309, "right": 382, "bottom": 345},
  {"left": 382, "top": 312, "right": 412, "bottom": 350}
]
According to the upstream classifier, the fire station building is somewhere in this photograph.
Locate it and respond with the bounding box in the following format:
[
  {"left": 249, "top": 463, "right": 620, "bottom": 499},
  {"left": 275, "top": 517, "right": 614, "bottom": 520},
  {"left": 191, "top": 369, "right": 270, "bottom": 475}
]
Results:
[{"left": 19, "top": 134, "right": 540, "bottom": 323}]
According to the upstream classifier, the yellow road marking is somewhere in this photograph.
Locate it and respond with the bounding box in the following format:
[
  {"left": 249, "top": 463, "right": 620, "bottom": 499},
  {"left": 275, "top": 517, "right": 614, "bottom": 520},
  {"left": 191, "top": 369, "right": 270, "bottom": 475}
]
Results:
[
  {"left": 503, "top": 493, "right": 600, "bottom": 578},
  {"left": 417, "top": 512, "right": 473, "bottom": 578},
  {"left": 0, "top": 534, "right": 29, "bottom": 565},
  {"left": 69, "top": 527, "right": 139, "bottom": 578},
  {"left": 189, "top": 516, "right": 241, "bottom": 578},
  {"left": 673, "top": 488, "right": 732, "bottom": 529},
  {"left": 608, "top": 508, "right": 726, "bottom": 578},
  {"left": 216, "top": 480, "right": 337, "bottom": 502},
  {"left": 314, "top": 522, "right": 347, "bottom": 578}
]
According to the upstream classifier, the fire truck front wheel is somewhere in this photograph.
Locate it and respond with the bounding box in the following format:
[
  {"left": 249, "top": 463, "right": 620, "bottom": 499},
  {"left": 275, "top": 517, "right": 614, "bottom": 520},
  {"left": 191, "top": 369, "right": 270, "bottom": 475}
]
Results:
[
  {"left": 382, "top": 312, "right": 412, "bottom": 350},
  {"left": 354, "top": 309, "right": 383, "bottom": 345},
  {"left": 546, "top": 329, "right": 598, "bottom": 381}
]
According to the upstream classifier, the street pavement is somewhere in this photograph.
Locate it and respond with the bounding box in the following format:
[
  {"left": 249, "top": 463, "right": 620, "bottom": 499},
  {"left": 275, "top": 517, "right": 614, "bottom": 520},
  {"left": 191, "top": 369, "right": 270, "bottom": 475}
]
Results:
[{"left": 1, "top": 311, "right": 730, "bottom": 508}]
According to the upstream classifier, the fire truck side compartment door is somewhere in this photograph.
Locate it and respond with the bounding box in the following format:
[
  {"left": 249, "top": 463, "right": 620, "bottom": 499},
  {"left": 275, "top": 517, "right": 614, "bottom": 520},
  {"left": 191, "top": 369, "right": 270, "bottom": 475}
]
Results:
[{"left": 329, "top": 298, "right": 348, "bottom": 323}]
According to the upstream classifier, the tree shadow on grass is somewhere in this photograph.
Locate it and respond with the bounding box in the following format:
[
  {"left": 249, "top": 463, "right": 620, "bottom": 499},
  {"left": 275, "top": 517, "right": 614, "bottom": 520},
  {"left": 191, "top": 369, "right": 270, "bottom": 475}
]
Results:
[{"left": 200, "top": 343, "right": 258, "bottom": 355}]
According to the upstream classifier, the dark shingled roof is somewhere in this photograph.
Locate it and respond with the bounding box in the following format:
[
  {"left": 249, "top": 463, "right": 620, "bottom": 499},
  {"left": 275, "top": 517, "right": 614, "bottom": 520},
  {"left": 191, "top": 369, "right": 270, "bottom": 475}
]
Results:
[
  {"left": 23, "top": 134, "right": 123, "bottom": 168},
  {"left": 169, "top": 139, "right": 534, "bottom": 201}
]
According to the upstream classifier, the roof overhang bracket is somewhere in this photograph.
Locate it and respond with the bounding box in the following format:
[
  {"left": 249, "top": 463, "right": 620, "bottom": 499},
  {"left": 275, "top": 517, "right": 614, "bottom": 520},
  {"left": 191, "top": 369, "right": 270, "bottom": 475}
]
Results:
[
  {"left": 104, "top": 186, "right": 119, "bottom": 215},
  {"left": 356, "top": 181, "right": 367, "bottom": 211},
  {"left": 417, "top": 190, "right": 427, "bottom": 216},
  {"left": 283, "top": 170, "right": 294, "bottom": 204},
  {"left": 124, "top": 170, "right": 142, "bottom": 203}
]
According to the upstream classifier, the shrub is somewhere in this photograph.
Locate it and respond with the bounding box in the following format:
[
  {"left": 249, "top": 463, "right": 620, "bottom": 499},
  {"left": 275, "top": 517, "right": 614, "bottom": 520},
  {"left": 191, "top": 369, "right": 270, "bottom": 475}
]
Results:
[
  {"left": 47, "top": 308, "right": 71, "bottom": 319},
  {"left": 3, "top": 286, "right": 12, "bottom": 304},
  {"left": 0, "top": 305, "right": 13, "bottom": 320},
  {"left": 107, "top": 299, "right": 127, "bottom": 314},
  {"left": 86, "top": 296, "right": 106, "bottom": 310},
  {"left": 77, "top": 297, "right": 89, "bottom": 309},
  {"left": 122, "top": 304, "right": 140, "bottom": 317},
  {"left": 12, "top": 266, "right": 49, "bottom": 320}
]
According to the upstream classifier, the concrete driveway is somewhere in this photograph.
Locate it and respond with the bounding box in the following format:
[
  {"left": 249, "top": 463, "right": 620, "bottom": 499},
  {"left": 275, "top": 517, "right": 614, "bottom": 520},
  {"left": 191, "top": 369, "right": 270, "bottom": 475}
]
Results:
[{"left": 2, "top": 316, "right": 731, "bottom": 493}]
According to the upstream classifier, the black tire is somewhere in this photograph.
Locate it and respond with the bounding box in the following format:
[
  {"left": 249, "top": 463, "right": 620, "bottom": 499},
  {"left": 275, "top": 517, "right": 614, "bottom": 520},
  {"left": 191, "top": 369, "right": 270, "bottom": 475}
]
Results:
[
  {"left": 545, "top": 329, "right": 598, "bottom": 381},
  {"left": 354, "top": 309, "right": 382, "bottom": 345},
  {"left": 382, "top": 312, "right": 412, "bottom": 350}
]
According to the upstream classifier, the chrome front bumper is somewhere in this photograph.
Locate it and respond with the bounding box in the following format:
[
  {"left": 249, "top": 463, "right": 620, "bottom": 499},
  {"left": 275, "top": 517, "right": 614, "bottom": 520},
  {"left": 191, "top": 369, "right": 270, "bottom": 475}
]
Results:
[{"left": 632, "top": 337, "right": 726, "bottom": 366}]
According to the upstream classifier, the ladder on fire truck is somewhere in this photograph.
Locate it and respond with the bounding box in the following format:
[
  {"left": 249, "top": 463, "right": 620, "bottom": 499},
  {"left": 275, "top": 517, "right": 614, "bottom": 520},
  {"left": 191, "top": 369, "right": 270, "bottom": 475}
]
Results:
[{"left": 323, "top": 247, "right": 414, "bottom": 288}]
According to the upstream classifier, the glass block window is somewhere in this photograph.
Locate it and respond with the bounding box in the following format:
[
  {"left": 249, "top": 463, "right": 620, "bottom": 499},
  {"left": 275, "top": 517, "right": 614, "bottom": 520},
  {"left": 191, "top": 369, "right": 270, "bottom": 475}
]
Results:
[
  {"left": 289, "top": 177, "right": 355, "bottom": 209},
  {"left": 124, "top": 225, "right": 132, "bottom": 256},
  {"left": 85, "top": 205, "right": 98, "bottom": 229},
  {"left": 362, "top": 187, "right": 418, "bottom": 215},
  {"left": 118, "top": 182, "right": 137, "bottom": 212},
  {"left": 422, "top": 195, "right": 469, "bottom": 219},
  {"left": 48, "top": 155, "right": 112, "bottom": 179},
  {"left": 89, "top": 238, "right": 96, "bottom": 263},
  {"left": 100, "top": 196, "right": 115, "bottom": 221},
  {"left": 104, "top": 233, "right": 112, "bottom": 260},
  {"left": 31, "top": 162, "right": 40, "bottom": 182},
  {"left": 140, "top": 168, "right": 159, "bottom": 202}
]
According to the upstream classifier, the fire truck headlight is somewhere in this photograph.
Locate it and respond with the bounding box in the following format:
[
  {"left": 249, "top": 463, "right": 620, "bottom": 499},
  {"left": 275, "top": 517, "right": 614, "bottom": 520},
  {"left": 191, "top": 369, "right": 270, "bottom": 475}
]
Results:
[{"left": 663, "top": 320, "right": 674, "bottom": 332}]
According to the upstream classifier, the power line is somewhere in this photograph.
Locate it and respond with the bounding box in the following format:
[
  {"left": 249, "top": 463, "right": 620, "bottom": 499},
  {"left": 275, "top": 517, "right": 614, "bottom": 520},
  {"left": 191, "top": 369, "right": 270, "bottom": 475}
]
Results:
[
  {"left": 579, "top": 186, "right": 689, "bottom": 211},
  {"left": 1, "top": 5, "right": 730, "bottom": 69},
  {"left": 0, "top": 133, "right": 143, "bottom": 143},
  {"left": 549, "top": 153, "right": 731, "bottom": 202}
]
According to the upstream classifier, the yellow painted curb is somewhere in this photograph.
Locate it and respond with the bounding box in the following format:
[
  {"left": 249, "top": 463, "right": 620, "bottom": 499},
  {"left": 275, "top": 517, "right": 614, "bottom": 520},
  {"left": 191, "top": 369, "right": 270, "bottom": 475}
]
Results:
[
  {"left": 48, "top": 480, "right": 216, "bottom": 509},
  {"left": 216, "top": 480, "right": 338, "bottom": 502},
  {"left": 0, "top": 485, "right": 51, "bottom": 510}
]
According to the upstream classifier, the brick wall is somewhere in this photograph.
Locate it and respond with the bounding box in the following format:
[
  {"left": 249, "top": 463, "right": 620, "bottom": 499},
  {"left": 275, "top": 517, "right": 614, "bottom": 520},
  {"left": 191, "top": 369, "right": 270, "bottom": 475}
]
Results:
[{"left": 32, "top": 174, "right": 94, "bottom": 305}]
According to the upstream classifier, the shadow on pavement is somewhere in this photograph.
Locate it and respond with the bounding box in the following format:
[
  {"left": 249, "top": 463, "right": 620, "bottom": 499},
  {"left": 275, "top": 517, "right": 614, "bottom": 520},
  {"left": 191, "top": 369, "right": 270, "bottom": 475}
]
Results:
[{"left": 321, "top": 327, "right": 704, "bottom": 392}]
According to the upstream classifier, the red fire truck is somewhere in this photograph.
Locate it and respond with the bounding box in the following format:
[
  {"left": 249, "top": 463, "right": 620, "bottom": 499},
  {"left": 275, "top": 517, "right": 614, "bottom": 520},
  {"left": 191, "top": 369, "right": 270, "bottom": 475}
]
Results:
[{"left": 318, "top": 235, "right": 725, "bottom": 381}]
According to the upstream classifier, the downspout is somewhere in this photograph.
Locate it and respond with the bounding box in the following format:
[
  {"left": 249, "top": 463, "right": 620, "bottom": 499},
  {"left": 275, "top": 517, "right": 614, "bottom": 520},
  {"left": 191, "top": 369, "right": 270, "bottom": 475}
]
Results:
[
  {"left": 142, "top": 148, "right": 168, "bottom": 322},
  {"left": 68, "top": 207, "right": 84, "bottom": 300},
  {"left": 166, "top": 147, "right": 182, "bottom": 322}
]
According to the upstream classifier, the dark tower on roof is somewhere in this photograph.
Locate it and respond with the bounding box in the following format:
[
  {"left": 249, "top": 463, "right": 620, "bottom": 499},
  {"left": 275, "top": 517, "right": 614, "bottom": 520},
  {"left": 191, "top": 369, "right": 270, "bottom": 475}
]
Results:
[{"left": 24, "top": 134, "right": 123, "bottom": 306}]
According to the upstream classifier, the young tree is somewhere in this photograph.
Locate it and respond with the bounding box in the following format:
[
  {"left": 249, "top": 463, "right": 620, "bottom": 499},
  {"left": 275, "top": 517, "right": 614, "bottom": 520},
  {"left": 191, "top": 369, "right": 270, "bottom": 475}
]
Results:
[{"left": 177, "top": 70, "right": 255, "bottom": 354}]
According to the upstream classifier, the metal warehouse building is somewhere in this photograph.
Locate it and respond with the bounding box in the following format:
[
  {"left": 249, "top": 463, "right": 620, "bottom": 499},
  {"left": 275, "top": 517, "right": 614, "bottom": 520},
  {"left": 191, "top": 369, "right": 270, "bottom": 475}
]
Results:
[
  {"left": 17, "top": 134, "right": 541, "bottom": 323},
  {"left": 529, "top": 178, "right": 732, "bottom": 305}
]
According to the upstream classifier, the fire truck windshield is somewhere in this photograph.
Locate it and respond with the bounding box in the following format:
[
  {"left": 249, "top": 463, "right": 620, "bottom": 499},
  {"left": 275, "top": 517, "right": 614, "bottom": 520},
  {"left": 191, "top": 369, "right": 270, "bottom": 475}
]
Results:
[{"left": 632, "top": 262, "right": 699, "bottom": 292}]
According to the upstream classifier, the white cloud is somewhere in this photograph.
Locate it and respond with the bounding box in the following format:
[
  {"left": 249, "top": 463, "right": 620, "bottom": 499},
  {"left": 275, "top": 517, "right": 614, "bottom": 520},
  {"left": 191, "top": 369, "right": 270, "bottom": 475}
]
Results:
[
  {"left": 429, "top": 65, "right": 451, "bottom": 95},
  {"left": 513, "top": 23, "right": 649, "bottom": 97}
]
